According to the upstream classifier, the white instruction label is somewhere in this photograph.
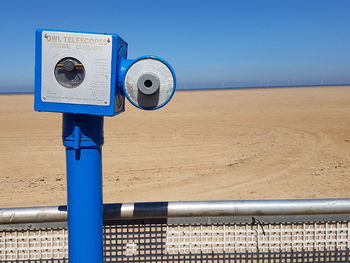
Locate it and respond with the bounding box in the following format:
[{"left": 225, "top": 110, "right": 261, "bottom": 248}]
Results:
[{"left": 41, "top": 31, "right": 112, "bottom": 106}]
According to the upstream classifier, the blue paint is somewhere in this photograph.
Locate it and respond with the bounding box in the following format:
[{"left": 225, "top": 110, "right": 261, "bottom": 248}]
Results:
[
  {"left": 63, "top": 113, "right": 104, "bottom": 263},
  {"left": 34, "top": 29, "right": 127, "bottom": 116}
]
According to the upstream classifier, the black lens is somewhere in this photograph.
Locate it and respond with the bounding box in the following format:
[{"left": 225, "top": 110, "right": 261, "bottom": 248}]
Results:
[{"left": 144, "top": 79, "right": 152, "bottom": 88}]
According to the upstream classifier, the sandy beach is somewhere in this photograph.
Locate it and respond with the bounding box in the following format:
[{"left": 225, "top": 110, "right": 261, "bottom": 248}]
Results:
[{"left": 0, "top": 86, "right": 349, "bottom": 208}]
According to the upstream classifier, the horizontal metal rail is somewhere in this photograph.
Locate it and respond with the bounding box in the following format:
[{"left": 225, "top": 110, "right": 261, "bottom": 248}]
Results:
[{"left": 1, "top": 198, "right": 350, "bottom": 224}]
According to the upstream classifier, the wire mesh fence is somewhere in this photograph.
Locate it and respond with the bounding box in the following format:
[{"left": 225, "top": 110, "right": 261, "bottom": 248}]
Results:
[
  {"left": 0, "top": 226, "right": 67, "bottom": 262},
  {"left": 1, "top": 219, "right": 350, "bottom": 262}
]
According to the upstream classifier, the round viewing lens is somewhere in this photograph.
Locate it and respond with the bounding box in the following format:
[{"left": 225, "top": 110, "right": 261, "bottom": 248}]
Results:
[{"left": 144, "top": 79, "right": 153, "bottom": 88}]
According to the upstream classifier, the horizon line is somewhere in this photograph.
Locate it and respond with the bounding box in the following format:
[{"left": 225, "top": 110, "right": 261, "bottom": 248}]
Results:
[{"left": 0, "top": 83, "right": 349, "bottom": 95}]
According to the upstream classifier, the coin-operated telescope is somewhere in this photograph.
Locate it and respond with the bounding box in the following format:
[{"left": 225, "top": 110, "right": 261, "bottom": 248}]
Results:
[
  {"left": 35, "top": 30, "right": 175, "bottom": 114},
  {"left": 34, "top": 29, "right": 176, "bottom": 263}
]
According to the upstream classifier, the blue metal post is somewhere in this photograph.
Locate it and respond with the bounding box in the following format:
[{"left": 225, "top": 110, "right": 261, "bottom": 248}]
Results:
[{"left": 63, "top": 113, "right": 104, "bottom": 263}]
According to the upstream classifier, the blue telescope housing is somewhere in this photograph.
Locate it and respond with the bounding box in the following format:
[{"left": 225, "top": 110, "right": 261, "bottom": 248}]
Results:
[
  {"left": 34, "top": 29, "right": 176, "bottom": 115},
  {"left": 34, "top": 29, "right": 127, "bottom": 116}
]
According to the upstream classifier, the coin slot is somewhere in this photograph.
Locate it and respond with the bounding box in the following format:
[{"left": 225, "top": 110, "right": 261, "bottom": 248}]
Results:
[{"left": 54, "top": 57, "right": 85, "bottom": 88}]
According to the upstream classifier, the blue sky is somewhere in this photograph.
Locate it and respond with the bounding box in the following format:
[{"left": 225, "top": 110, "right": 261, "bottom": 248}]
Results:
[{"left": 1, "top": 0, "right": 350, "bottom": 92}]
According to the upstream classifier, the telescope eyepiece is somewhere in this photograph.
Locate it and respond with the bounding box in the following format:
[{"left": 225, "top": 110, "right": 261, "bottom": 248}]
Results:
[
  {"left": 123, "top": 56, "right": 176, "bottom": 110},
  {"left": 137, "top": 73, "right": 160, "bottom": 95}
]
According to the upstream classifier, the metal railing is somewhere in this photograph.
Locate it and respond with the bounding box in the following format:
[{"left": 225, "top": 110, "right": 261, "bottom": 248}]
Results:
[{"left": 1, "top": 198, "right": 350, "bottom": 262}]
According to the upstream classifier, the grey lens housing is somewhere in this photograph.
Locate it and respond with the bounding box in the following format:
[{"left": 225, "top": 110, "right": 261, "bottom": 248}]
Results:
[
  {"left": 124, "top": 57, "right": 175, "bottom": 110},
  {"left": 137, "top": 73, "right": 160, "bottom": 95}
]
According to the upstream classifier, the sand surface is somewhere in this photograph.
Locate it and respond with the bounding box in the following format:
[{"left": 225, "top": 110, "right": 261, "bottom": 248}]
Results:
[{"left": 0, "top": 86, "right": 350, "bottom": 208}]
